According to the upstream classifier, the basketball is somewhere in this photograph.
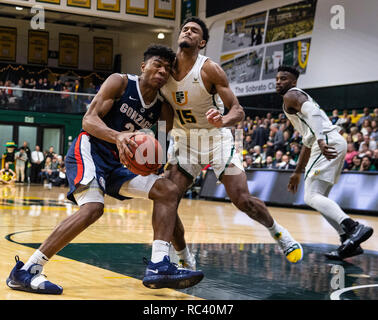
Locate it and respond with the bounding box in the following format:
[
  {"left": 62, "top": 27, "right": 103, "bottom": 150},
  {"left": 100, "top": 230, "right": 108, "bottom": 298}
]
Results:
[{"left": 123, "top": 134, "right": 163, "bottom": 176}]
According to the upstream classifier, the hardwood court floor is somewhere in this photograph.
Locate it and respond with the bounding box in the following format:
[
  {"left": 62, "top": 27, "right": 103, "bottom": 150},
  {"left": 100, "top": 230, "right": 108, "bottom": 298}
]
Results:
[{"left": 0, "top": 184, "right": 377, "bottom": 300}]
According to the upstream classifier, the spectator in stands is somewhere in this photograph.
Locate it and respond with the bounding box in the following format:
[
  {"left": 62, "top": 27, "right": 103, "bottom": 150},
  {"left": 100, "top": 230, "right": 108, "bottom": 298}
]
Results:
[
  {"left": 373, "top": 149, "right": 378, "bottom": 168},
  {"left": 349, "top": 155, "right": 362, "bottom": 171},
  {"left": 42, "top": 78, "right": 50, "bottom": 90},
  {"left": 272, "top": 150, "right": 283, "bottom": 168},
  {"left": 55, "top": 155, "right": 68, "bottom": 186},
  {"left": 340, "top": 115, "right": 353, "bottom": 133},
  {"left": 344, "top": 143, "right": 359, "bottom": 168},
  {"left": 354, "top": 132, "right": 364, "bottom": 150},
  {"left": 282, "top": 130, "right": 291, "bottom": 153},
  {"left": 243, "top": 155, "right": 253, "bottom": 169},
  {"left": 252, "top": 121, "right": 269, "bottom": 147},
  {"left": 31, "top": 145, "right": 44, "bottom": 183},
  {"left": 243, "top": 135, "right": 254, "bottom": 152},
  {"left": 371, "top": 120, "right": 378, "bottom": 141},
  {"left": 276, "top": 154, "right": 296, "bottom": 170},
  {"left": 261, "top": 144, "right": 269, "bottom": 161},
  {"left": 45, "top": 146, "right": 56, "bottom": 162},
  {"left": 289, "top": 130, "right": 302, "bottom": 145},
  {"left": 0, "top": 81, "right": 6, "bottom": 104},
  {"left": 330, "top": 109, "right": 339, "bottom": 125},
  {"left": 267, "top": 123, "right": 283, "bottom": 153},
  {"left": 359, "top": 142, "right": 370, "bottom": 158},
  {"left": 265, "top": 128, "right": 275, "bottom": 157},
  {"left": 350, "top": 109, "right": 362, "bottom": 125},
  {"left": 251, "top": 145, "right": 264, "bottom": 168},
  {"left": 13, "top": 80, "right": 23, "bottom": 102},
  {"left": 4, "top": 80, "right": 13, "bottom": 99},
  {"left": 21, "top": 141, "right": 31, "bottom": 183},
  {"left": 39, "top": 157, "right": 53, "bottom": 186},
  {"left": 359, "top": 155, "right": 376, "bottom": 171},
  {"left": 340, "top": 109, "right": 350, "bottom": 122},
  {"left": 72, "top": 79, "right": 83, "bottom": 111},
  {"left": 357, "top": 107, "right": 373, "bottom": 127},
  {"left": 360, "top": 119, "right": 371, "bottom": 136},
  {"left": 373, "top": 108, "right": 378, "bottom": 122},
  {"left": 264, "top": 155, "right": 274, "bottom": 169},
  {"left": 359, "top": 135, "right": 376, "bottom": 152},
  {"left": 290, "top": 143, "right": 301, "bottom": 165},
  {"left": 14, "top": 147, "right": 28, "bottom": 183},
  {"left": 86, "top": 82, "right": 97, "bottom": 95}
]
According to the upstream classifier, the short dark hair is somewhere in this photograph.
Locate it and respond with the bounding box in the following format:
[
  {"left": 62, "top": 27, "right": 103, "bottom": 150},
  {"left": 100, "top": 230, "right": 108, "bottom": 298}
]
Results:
[
  {"left": 277, "top": 65, "right": 300, "bottom": 79},
  {"left": 143, "top": 44, "right": 176, "bottom": 66},
  {"left": 181, "top": 16, "right": 209, "bottom": 46}
]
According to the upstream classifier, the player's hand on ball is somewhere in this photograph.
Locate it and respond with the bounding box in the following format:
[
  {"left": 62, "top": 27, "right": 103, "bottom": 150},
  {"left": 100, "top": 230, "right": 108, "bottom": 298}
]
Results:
[
  {"left": 116, "top": 131, "right": 140, "bottom": 164},
  {"left": 206, "top": 108, "right": 223, "bottom": 128}
]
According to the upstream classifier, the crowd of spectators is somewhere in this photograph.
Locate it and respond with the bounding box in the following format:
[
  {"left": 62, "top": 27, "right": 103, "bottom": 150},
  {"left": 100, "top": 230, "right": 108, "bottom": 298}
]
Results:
[
  {"left": 0, "top": 77, "right": 98, "bottom": 113},
  {"left": 234, "top": 107, "right": 378, "bottom": 172},
  {"left": 1, "top": 141, "right": 68, "bottom": 188}
]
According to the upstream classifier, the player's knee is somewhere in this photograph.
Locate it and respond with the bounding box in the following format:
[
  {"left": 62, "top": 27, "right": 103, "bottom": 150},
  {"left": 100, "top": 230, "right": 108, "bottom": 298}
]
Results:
[
  {"left": 150, "top": 178, "right": 180, "bottom": 203},
  {"left": 304, "top": 191, "right": 315, "bottom": 207},
  {"left": 80, "top": 202, "right": 104, "bottom": 226}
]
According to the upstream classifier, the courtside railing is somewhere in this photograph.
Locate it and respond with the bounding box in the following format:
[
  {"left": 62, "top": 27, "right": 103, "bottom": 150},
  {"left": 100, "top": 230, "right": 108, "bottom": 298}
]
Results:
[{"left": 0, "top": 86, "right": 96, "bottom": 114}]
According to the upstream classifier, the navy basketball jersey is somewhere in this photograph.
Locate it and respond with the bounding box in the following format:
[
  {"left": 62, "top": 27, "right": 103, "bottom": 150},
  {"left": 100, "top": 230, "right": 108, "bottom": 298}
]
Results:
[{"left": 90, "top": 74, "right": 163, "bottom": 154}]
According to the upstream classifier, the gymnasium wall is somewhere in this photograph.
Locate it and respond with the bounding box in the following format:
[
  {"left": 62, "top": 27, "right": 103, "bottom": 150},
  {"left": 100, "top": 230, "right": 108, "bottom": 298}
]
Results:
[
  {"left": 203, "top": 0, "right": 378, "bottom": 97},
  {"left": 0, "top": 16, "right": 172, "bottom": 75},
  {"left": 0, "top": 109, "right": 82, "bottom": 154},
  {"left": 200, "top": 169, "right": 378, "bottom": 215}
]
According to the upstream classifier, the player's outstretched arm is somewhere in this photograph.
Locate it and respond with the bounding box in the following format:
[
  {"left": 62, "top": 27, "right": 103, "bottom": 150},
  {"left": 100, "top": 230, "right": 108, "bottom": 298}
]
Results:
[
  {"left": 203, "top": 60, "right": 245, "bottom": 128},
  {"left": 288, "top": 145, "right": 311, "bottom": 193}
]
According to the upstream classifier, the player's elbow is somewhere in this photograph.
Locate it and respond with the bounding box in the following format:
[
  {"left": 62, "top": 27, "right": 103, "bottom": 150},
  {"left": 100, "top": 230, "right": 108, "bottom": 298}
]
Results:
[
  {"left": 237, "top": 105, "right": 245, "bottom": 122},
  {"left": 82, "top": 113, "right": 94, "bottom": 132}
]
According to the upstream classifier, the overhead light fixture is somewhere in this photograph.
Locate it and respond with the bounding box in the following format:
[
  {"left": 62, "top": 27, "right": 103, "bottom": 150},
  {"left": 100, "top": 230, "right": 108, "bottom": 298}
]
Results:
[
  {"left": 16, "top": 7, "right": 23, "bottom": 11},
  {"left": 157, "top": 32, "right": 165, "bottom": 40}
]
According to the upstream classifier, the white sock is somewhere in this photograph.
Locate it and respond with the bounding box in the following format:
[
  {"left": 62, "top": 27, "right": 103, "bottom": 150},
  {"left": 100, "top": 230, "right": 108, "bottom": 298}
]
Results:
[
  {"left": 176, "top": 247, "right": 191, "bottom": 261},
  {"left": 21, "top": 250, "right": 49, "bottom": 271},
  {"left": 268, "top": 220, "right": 285, "bottom": 238},
  {"left": 151, "top": 240, "right": 170, "bottom": 263}
]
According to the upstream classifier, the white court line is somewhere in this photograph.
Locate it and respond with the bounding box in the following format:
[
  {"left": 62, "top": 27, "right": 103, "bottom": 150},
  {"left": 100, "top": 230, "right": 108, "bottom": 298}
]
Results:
[{"left": 330, "top": 284, "right": 378, "bottom": 300}]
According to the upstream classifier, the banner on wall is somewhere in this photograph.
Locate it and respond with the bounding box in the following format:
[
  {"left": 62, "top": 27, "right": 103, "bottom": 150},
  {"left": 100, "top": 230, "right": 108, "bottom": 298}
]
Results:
[
  {"left": 93, "top": 37, "right": 113, "bottom": 70},
  {"left": 222, "top": 11, "right": 267, "bottom": 53},
  {"left": 220, "top": 0, "right": 317, "bottom": 97},
  {"left": 67, "top": 0, "right": 91, "bottom": 8},
  {"left": 126, "top": 0, "right": 148, "bottom": 16},
  {"left": 181, "top": 0, "right": 198, "bottom": 24},
  {"left": 0, "top": 27, "right": 17, "bottom": 62},
  {"left": 265, "top": 0, "right": 316, "bottom": 43},
  {"left": 97, "top": 0, "right": 120, "bottom": 12},
  {"left": 28, "top": 30, "right": 49, "bottom": 65},
  {"left": 59, "top": 34, "right": 79, "bottom": 68},
  {"left": 154, "top": 0, "right": 175, "bottom": 19},
  {"left": 36, "top": 0, "right": 60, "bottom": 4}
]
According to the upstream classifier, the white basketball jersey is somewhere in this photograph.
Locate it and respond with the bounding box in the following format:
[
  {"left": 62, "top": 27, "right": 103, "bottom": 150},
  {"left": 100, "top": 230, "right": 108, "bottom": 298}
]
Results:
[
  {"left": 160, "top": 54, "right": 225, "bottom": 133},
  {"left": 283, "top": 87, "right": 338, "bottom": 148}
]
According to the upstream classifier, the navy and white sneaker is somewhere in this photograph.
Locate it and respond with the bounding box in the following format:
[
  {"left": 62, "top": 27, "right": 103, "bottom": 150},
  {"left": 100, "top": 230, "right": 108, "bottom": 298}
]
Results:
[
  {"left": 6, "top": 256, "right": 63, "bottom": 295},
  {"left": 142, "top": 255, "right": 204, "bottom": 289}
]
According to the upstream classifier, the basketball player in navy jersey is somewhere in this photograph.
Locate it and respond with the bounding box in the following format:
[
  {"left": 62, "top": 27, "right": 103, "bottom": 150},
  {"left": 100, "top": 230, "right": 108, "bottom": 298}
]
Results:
[
  {"left": 276, "top": 65, "right": 373, "bottom": 260},
  {"left": 6, "top": 45, "right": 203, "bottom": 294},
  {"left": 160, "top": 17, "right": 304, "bottom": 268}
]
